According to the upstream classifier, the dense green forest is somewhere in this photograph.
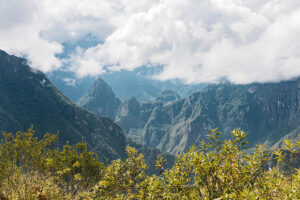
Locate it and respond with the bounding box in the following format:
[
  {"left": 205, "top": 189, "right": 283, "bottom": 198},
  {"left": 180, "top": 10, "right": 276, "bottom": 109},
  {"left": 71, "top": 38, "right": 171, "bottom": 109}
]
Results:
[{"left": 0, "top": 127, "right": 299, "bottom": 200}]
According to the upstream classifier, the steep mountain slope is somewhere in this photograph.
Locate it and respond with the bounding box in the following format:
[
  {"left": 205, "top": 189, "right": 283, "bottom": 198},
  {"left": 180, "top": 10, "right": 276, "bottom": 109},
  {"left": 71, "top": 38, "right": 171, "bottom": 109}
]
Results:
[
  {"left": 272, "top": 127, "right": 300, "bottom": 149},
  {"left": 47, "top": 70, "right": 96, "bottom": 102},
  {"left": 116, "top": 80, "right": 300, "bottom": 154},
  {"left": 0, "top": 50, "right": 175, "bottom": 171},
  {"left": 0, "top": 50, "right": 128, "bottom": 161},
  {"left": 46, "top": 34, "right": 100, "bottom": 102},
  {"left": 78, "top": 78, "right": 121, "bottom": 119},
  {"left": 115, "top": 97, "right": 161, "bottom": 143}
]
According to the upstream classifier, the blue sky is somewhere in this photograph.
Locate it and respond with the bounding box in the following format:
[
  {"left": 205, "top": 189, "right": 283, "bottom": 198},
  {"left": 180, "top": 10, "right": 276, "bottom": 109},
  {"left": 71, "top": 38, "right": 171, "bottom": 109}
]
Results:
[{"left": 1, "top": 0, "right": 300, "bottom": 84}]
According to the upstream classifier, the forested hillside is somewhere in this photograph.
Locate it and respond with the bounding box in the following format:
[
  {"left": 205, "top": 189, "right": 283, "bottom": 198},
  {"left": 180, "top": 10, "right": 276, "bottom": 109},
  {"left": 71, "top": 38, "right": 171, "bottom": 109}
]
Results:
[{"left": 0, "top": 50, "right": 173, "bottom": 168}]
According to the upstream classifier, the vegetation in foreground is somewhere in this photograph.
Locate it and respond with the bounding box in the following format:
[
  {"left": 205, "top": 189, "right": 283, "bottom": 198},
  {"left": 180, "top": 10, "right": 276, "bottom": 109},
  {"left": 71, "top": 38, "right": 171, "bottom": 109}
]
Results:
[{"left": 0, "top": 127, "right": 299, "bottom": 199}]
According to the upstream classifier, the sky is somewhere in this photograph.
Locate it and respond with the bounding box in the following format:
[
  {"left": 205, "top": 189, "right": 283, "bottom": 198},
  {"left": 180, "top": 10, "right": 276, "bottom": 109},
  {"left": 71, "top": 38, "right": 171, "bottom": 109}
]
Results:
[{"left": 1, "top": 0, "right": 300, "bottom": 84}]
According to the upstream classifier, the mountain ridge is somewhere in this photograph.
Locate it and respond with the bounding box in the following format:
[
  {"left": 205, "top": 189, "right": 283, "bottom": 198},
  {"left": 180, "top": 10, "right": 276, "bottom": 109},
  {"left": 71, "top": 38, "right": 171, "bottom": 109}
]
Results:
[
  {"left": 0, "top": 50, "right": 128, "bottom": 161},
  {"left": 0, "top": 50, "right": 175, "bottom": 169},
  {"left": 80, "top": 69, "right": 300, "bottom": 155}
]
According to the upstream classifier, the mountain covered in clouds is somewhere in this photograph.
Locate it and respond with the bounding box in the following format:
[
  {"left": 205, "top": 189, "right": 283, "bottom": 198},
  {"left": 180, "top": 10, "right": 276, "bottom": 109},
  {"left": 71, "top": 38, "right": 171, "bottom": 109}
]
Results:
[
  {"left": 47, "top": 70, "right": 96, "bottom": 103},
  {"left": 0, "top": 50, "right": 175, "bottom": 169},
  {"left": 80, "top": 74, "right": 300, "bottom": 155},
  {"left": 46, "top": 34, "right": 100, "bottom": 102},
  {"left": 48, "top": 65, "right": 205, "bottom": 103},
  {"left": 45, "top": 35, "right": 206, "bottom": 103},
  {"left": 100, "top": 69, "right": 206, "bottom": 102}
]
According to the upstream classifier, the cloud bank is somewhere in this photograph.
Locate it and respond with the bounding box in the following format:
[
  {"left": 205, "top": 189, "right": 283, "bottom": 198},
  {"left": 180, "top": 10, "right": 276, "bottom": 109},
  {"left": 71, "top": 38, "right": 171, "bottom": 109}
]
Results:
[{"left": 1, "top": 0, "right": 300, "bottom": 83}]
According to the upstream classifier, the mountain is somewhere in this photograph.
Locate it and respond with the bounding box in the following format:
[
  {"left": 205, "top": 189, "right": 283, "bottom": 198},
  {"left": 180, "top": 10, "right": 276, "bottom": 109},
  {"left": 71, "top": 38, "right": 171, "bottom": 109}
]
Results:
[
  {"left": 0, "top": 50, "right": 175, "bottom": 168},
  {"left": 272, "top": 127, "right": 300, "bottom": 149},
  {"left": 45, "top": 34, "right": 206, "bottom": 103},
  {"left": 78, "top": 78, "right": 121, "bottom": 119},
  {"left": 115, "top": 80, "right": 300, "bottom": 154},
  {"left": 0, "top": 50, "right": 128, "bottom": 161},
  {"left": 48, "top": 67, "right": 206, "bottom": 103},
  {"left": 115, "top": 98, "right": 174, "bottom": 146},
  {"left": 46, "top": 34, "right": 100, "bottom": 102},
  {"left": 101, "top": 69, "right": 206, "bottom": 102},
  {"left": 101, "top": 70, "right": 159, "bottom": 102},
  {"left": 47, "top": 70, "right": 96, "bottom": 102}
]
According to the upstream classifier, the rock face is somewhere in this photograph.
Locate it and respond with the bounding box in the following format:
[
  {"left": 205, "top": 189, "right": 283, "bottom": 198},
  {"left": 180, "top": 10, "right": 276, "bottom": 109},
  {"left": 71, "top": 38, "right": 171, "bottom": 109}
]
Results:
[
  {"left": 115, "top": 97, "right": 141, "bottom": 132},
  {"left": 78, "top": 78, "right": 121, "bottom": 119},
  {"left": 116, "top": 80, "right": 300, "bottom": 155},
  {"left": 115, "top": 98, "right": 162, "bottom": 143}
]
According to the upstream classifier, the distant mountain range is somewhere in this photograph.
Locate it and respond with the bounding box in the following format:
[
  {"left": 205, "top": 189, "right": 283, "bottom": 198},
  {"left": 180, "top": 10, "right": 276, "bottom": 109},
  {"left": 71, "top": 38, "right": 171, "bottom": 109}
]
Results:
[
  {"left": 100, "top": 69, "right": 206, "bottom": 102},
  {"left": 80, "top": 75, "right": 300, "bottom": 155},
  {"left": 48, "top": 67, "right": 206, "bottom": 103},
  {"left": 46, "top": 34, "right": 205, "bottom": 103},
  {"left": 46, "top": 34, "right": 100, "bottom": 101},
  {"left": 0, "top": 50, "right": 174, "bottom": 170}
]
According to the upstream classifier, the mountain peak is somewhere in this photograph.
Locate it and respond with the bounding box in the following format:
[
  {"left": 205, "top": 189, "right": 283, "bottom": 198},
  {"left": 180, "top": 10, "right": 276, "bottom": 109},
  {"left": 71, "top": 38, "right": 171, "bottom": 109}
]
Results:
[{"left": 78, "top": 77, "right": 121, "bottom": 119}]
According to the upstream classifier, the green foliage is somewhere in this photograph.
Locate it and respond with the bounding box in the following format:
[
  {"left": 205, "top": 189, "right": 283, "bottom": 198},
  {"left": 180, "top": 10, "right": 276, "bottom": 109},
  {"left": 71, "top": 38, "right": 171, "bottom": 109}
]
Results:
[
  {"left": 0, "top": 126, "right": 103, "bottom": 199},
  {"left": 84, "top": 128, "right": 300, "bottom": 200},
  {"left": 1, "top": 127, "right": 299, "bottom": 199},
  {"left": 81, "top": 147, "right": 147, "bottom": 199}
]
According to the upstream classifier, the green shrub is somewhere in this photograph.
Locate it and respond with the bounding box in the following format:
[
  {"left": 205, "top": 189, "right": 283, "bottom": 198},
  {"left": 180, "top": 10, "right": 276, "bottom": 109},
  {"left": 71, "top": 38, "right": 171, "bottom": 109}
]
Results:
[
  {"left": 85, "top": 128, "right": 300, "bottom": 200},
  {"left": 1, "top": 127, "right": 299, "bottom": 200},
  {"left": 0, "top": 126, "right": 103, "bottom": 199}
]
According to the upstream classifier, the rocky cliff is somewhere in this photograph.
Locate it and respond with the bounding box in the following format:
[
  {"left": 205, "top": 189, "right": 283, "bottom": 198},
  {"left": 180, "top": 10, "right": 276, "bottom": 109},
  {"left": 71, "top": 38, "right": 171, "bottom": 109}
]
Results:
[
  {"left": 116, "top": 80, "right": 300, "bottom": 154},
  {"left": 78, "top": 78, "right": 121, "bottom": 119}
]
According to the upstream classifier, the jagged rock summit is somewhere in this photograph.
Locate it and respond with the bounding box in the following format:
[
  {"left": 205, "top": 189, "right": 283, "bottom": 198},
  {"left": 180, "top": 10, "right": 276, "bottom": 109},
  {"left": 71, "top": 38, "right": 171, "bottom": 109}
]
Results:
[
  {"left": 115, "top": 79, "right": 300, "bottom": 154},
  {"left": 78, "top": 77, "right": 121, "bottom": 119}
]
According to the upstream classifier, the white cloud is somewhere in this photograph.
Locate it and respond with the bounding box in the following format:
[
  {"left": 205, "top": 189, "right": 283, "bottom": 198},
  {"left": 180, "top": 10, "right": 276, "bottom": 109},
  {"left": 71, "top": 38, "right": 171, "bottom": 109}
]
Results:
[
  {"left": 1, "top": 0, "right": 300, "bottom": 83},
  {"left": 0, "top": 14, "right": 63, "bottom": 71}
]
